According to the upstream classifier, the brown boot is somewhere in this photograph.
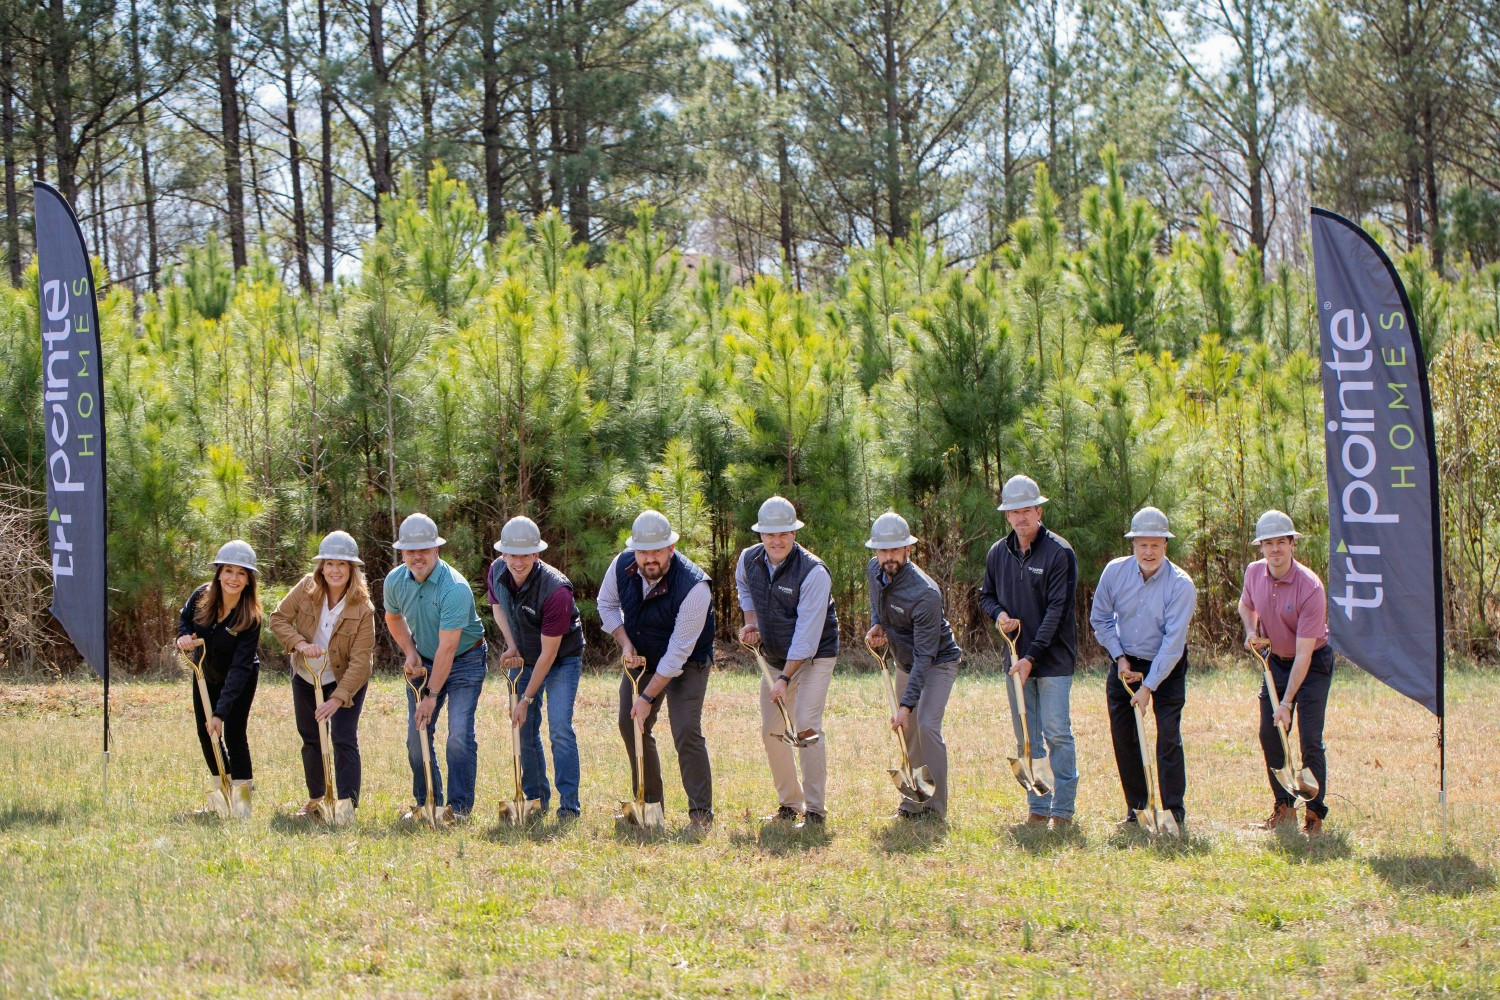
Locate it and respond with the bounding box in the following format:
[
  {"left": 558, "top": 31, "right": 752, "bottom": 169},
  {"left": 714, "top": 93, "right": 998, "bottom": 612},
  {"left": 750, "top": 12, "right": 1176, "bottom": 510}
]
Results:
[
  {"left": 1025, "top": 812, "right": 1049, "bottom": 825},
  {"left": 1049, "top": 816, "right": 1073, "bottom": 830},
  {"left": 1302, "top": 812, "right": 1324, "bottom": 837},
  {"left": 1258, "top": 802, "right": 1296, "bottom": 830}
]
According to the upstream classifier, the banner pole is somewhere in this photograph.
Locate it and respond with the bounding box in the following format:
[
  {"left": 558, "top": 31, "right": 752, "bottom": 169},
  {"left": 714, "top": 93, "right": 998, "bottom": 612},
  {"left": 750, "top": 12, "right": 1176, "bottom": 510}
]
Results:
[{"left": 1440, "top": 712, "right": 1447, "bottom": 843}]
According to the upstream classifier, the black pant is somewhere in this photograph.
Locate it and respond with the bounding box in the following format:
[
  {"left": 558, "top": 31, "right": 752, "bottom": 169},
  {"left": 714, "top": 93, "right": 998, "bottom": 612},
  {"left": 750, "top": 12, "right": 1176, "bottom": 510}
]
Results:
[
  {"left": 1106, "top": 651, "right": 1187, "bottom": 822},
  {"left": 1259, "top": 645, "right": 1333, "bottom": 818},
  {"left": 618, "top": 661, "right": 713, "bottom": 817},
  {"left": 191, "top": 671, "right": 258, "bottom": 780},
  {"left": 292, "top": 673, "right": 367, "bottom": 805}
]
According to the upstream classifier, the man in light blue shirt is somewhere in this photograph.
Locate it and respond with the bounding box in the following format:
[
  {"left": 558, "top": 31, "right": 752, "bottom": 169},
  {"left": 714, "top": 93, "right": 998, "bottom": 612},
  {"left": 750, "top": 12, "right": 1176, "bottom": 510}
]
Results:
[
  {"left": 385, "top": 512, "right": 488, "bottom": 820},
  {"left": 1089, "top": 506, "right": 1197, "bottom": 828}
]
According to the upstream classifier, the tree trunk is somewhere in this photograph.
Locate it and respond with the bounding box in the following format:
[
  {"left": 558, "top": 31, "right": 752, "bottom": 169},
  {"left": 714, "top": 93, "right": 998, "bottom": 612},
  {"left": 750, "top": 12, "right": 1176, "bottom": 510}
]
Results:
[
  {"left": 318, "top": 0, "right": 335, "bottom": 284},
  {"left": 47, "top": 0, "right": 78, "bottom": 202},
  {"left": 565, "top": 0, "right": 589, "bottom": 243},
  {"left": 880, "top": 0, "right": 905, "bottom": 241},
  {"left": 368, "top": 0, "right": 392, "bottom": 230},
  {"left": 1, "top": 21, "right": 21, "bottom": 286},
  {"left": 481, "top": 0, "right": 505, "bottom": 241},
  {"left": 215, "top": 0, "right": 247, "bottom": 269},
  {"left": 128, "top": 0, "right": 159, "bottom": 292},
  {"left": 416, "top": 0, "right": 433, "bottom": 170},
  {"left": 771, "top": 29, "right": 795, "bottom": 283},
  {"left": 283, "top": 2, "right": 313, "bottom": 291}
]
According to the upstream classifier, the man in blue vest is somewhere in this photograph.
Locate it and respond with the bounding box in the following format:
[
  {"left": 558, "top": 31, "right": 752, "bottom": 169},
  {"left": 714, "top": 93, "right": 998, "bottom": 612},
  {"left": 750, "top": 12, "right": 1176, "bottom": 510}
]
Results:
[
  {"left": 488, "top": 516, "right": 585, "bottom": 820},
  {"left": 736, "top": 495, "right": 839, "bottom": 829},
  {"left": 597, "top": 509, "right": 716, "bottom": 829}
]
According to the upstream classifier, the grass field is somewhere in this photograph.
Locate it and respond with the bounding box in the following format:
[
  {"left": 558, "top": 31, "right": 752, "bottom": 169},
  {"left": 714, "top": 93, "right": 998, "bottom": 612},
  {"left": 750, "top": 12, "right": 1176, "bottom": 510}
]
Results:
[{"left": 0, "top": 657, "right": 1496, "bottom": 998}]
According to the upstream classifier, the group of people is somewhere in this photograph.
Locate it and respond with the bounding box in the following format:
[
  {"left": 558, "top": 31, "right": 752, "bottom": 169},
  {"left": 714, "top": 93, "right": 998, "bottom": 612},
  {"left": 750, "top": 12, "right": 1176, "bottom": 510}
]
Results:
[{"left": 175, "top": 476, "right": 1335, "bottom": 837}]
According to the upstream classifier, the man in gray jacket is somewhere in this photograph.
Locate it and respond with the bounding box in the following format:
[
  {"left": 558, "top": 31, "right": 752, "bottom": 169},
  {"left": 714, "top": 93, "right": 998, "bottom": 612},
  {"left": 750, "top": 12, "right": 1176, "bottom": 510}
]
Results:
[{"left": 863, "top": 511, "right": 962, "bottom": 820}]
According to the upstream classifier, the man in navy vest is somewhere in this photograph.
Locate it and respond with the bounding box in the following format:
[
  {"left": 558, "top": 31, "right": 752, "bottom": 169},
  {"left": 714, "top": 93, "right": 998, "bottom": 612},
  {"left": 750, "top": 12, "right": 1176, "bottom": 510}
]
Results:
[
  {"left": 488, "top": 516, "right": 586, "bottom": 819},
  {"left": 736, "top": 495, "right": 839, "bottom": 829},
  {"left": 597, "top": 509, "right": 716, "bottom": 829}
]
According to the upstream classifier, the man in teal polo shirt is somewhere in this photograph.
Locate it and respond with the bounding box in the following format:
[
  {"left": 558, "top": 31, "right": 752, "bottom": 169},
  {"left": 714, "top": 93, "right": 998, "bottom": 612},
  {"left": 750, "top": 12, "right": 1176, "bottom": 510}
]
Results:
[{"left": 385, "top": 512, "right": 488, "bottom": 820}]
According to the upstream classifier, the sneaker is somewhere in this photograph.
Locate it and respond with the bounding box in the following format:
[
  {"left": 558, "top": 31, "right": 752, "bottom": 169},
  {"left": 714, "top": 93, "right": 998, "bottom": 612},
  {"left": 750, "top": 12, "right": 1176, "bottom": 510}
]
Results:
[
  {"left": 294, "top": 800, "right": 320, "bottom": 818},
  {"left": 1258, "top": 802, "right": 1297, "bottom": 830},
  {"left": 761, "top": 805, "right": 800, "bottom": 823},
  {"left": 794, "top": 811, "right": 825, "bottom": 830},
  {"left": 1302, "top": 812, "right": 1324, "bottom": 837}
]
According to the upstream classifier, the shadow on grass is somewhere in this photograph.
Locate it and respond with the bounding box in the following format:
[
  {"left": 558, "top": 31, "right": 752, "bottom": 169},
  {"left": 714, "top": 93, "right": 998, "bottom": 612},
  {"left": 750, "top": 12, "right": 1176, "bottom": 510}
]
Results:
[
  {"left": 1368, "top": 851, "right": 1496, "bottom": 896},
  {"left": 873, "top": 816, "right": 948, "bottom": 855},
  {"left": 486, "top": 814, "right": 576, "bottom": 844},
  {"left": 0, "top": 804, "right": 67, "bottom": 830},
  {"left": 1104, "top": 824, "right": 1214, "bottom": 856},
  {"left": 611, "top": 820, "right": 670, "bottom": 846},
  {"left": 1265, "top": 822, "right": 1354, "bottom": 863},
  {"left": 1005, "top": 820, "right": 1087, "bottom": 855},
  {"left": 728, "top": 821, "right": 830, "bottom": 856}
]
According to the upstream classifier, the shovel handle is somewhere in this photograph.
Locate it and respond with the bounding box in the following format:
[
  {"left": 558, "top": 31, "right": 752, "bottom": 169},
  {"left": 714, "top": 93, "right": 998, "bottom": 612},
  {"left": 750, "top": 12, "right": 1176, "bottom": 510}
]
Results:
[{"left": 1122, "top": 679, "right": 1165, "bottom": 813}]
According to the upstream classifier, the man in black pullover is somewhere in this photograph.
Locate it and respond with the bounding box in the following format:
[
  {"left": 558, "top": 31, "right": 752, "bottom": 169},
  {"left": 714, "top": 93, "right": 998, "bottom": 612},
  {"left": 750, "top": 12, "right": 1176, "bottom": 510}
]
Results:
[{"left": 978, "top": 475, "right": 1079, "bottom": 828}]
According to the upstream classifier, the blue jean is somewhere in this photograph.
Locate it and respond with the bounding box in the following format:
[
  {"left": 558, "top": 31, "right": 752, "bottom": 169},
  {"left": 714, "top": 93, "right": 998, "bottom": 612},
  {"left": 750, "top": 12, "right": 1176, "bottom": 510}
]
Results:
[
  {"left": 515, "top": 655, "right": 582, "bottom": 814},
  {"left": 1006, "top": 672, "right": 1079, "bottom": 819},
  {"left": 405, "top": 641, "right": 487, "bottom": 814}
]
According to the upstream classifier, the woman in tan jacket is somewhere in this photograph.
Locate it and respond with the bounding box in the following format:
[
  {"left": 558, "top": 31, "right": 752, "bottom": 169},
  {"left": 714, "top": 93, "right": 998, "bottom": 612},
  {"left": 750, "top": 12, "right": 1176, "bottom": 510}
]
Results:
[{"left": 270, "top": 530, "right": 377, "bottom": 816}]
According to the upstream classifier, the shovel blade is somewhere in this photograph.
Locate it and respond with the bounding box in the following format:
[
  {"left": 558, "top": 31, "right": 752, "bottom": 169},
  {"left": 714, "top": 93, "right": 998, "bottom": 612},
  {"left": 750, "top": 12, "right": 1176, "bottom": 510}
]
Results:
[
  {"left": 1157, "top": 810, "right": 1180, "bottom": 838},
  {"left": 1295, "top": 768, "right": 1320, "bottom": 803},
  {"left": 203, "top": 783, "right": 231, "bottom": 819},
  {"left": 331, "top": 798, "right": 355, "bottom": 825},
  {"left": 1134, "top": 806, "right": 1158, "bottom": 836},
  {"left": 229, "top": 784, "right": 252, "bottom": 820},
  {"left": 498, "top": 798, "right": 543, "bottom": 826},
  {"left": 780, "top": 728, "right": 820, "bottom": 748},
  {"left": 1029, "top": 755, "right": 1055, "bottom": 797},
  {"left": 890, "top": 764, "right": 934, "bottom": 803},
  {"left": 1008, "top": 755, "right": 1032, "bottom": 791},
  {"left": 1270, "top": 764, "right": 1298, "bottom": 797},
  {"left": 615, "top": 799, "right": 664, "bottom": 829}
]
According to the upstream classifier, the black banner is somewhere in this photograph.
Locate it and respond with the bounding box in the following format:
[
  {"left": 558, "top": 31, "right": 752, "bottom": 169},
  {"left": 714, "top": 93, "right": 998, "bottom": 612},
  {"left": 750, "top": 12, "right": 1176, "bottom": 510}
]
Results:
[
  {"left": 35, "top": 182, "right": 108, "bottom": 680},
  {"left": 1311, "top": 208, "right": 1441, "bottom": 716}
]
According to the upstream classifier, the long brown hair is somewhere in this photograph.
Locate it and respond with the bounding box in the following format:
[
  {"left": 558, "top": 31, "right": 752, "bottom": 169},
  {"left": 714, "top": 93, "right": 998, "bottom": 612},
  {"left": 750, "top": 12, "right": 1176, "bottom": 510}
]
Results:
[
  {"left": 309, "top": 559, "right": 371, "bottom": 610},
  {"left": 193, "top": 566, "right": 263, "bottom": 633}
]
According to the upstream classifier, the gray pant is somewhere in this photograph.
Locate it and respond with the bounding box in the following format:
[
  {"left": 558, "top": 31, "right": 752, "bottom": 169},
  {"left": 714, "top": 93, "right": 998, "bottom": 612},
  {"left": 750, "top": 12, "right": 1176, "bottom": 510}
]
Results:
[
  {"left": 760, "top": 655, "right": 836, "bottom": 816},
  {"left": 894, "top": 660, "right": 959, "bottom": 818},
  {"left": 618, "top": 661, "right": 713, "bottom": 817}
]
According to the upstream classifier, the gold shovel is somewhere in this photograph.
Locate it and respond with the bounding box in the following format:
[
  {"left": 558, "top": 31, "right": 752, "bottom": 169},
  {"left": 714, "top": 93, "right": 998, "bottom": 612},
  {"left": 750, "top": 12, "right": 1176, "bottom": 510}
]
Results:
[
  {"left": 176, "top": 641, "right": 250, "bottom": 819},
  {"left": 1250, "top": 642, "right": 1319, "bottom": 803},
  {"left": 743, "top": 641, "right": 819, "bottom": 748},
  {"left": 866, "top": 640, "right": 935, "bottom": 803},
  {"left": 999, "top": 626, "right": 1054, "bottom": 796},
  {"left": 1122, "top": 678, "right": 1179, "bottom": 837},
  {"left": 401, "top": 670, "right": 447, "bottom": 828},
  {"left": 615, "top": 664, "right": 665, "bottom": 828},
  {"left": 301, "top": 654, "right": 354, "bottom": 826},
  {"left": 497, "top": 669, "right": 543, "bottom": 826}
]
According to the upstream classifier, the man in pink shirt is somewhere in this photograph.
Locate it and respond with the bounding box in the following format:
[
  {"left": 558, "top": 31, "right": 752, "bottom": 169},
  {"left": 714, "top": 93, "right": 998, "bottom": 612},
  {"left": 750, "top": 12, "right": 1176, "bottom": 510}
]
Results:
[{"left": 1237, "top": 510, "right": 1332, "bottom": 835}]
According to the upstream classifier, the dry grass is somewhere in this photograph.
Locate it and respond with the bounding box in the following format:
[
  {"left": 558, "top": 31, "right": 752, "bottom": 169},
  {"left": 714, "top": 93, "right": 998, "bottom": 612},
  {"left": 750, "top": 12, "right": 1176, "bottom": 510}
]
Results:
[{"left": 0, "top": 658, "right": 1497, "bottom": 998}]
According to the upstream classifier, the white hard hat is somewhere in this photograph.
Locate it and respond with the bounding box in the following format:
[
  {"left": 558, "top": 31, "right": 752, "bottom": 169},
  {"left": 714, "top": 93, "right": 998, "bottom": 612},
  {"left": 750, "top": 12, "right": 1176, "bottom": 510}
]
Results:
[
  {"left": 865, "top": 511, "right": 918, "bottom": 549},
  {"left": 393, "top": 512, "right": 446, "bottom": 550},
  {"left": 627, "top": 509, "right": 679, "bottom": 551},
  {"left": 314, "top": 530, "right": 363, "bottom": 565},
  {"left": 752, "top": 495, "right": 804, "bottom": 533},
  {"left": 998, "top": 474, "right": 1048, "bottom": 511},
  {"left": 495, "top": 515, "right": 548, "bottom": 555},
  {"left": 1252, "top": 509, "right": 1303, "bottom": 544},
  {"left": 212, "top": 539, "right": 258, "bottom": 574},
  {"left": 1124, "top": 506, "right": 1174, "bottom": 539}
]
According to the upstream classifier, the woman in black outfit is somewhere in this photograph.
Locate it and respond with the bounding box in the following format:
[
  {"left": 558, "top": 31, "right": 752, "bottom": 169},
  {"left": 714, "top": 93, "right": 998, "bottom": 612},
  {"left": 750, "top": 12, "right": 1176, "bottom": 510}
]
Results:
[{"left": 176, "top": 539, "right": 263, "bottom": 815}]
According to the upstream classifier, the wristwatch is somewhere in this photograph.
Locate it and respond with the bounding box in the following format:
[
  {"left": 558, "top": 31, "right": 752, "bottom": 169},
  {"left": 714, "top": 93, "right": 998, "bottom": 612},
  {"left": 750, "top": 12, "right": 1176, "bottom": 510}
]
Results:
[
  {"left": 640, "top": 691, "right": 655, "bottom": 704},
  {"left": 775, "top": 674, "right": 790, "bottom": 685},
  {"left": 521, "top": 694, "right": 533, "bottom": 705},
  {"left": 420, "top": 686, "right": 433, "bottom": 699}
]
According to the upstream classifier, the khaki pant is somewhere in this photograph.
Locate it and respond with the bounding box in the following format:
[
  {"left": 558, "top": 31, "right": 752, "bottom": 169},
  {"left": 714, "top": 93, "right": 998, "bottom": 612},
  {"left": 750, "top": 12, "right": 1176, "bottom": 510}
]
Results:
[
  {"left": 760, "top": 655, "right": 836, "bottom": 816},
  {"left": 894, "top": 660, "right": 958, "bottom": 818}
]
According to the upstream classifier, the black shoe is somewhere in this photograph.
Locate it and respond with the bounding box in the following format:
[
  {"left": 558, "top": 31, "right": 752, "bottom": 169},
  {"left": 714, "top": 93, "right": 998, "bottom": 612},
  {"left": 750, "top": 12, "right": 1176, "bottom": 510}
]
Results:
[
  {"left": 794, "top": 811, "right": 825, "bottom": 830},
  {"left": 890, "top": 809, "right": 924, "bottom": 821},
  {"left": 761, "top": 805, "right": 800, "bottom": 823},
  {"left": 688, "top": 810, "right": 715, "bottom": 830},
  {"left": 557, "top": 809, "right": 581, "bottom": 822}
]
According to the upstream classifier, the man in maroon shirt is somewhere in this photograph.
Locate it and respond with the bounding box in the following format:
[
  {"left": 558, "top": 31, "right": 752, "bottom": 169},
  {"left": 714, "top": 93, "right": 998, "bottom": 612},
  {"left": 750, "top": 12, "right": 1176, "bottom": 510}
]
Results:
[
  {"left": 488, "top": 516, "right": 586, "bottom": 818},
  {"left": 1237, "top": 509, "right": 1332, "bottom": 835}
]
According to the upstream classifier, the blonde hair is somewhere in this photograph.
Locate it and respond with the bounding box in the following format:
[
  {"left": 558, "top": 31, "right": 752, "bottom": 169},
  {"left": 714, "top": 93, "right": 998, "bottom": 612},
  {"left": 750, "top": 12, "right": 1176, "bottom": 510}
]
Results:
[{"left": 192, "top": 566, "right": 264, "bottom": 633}]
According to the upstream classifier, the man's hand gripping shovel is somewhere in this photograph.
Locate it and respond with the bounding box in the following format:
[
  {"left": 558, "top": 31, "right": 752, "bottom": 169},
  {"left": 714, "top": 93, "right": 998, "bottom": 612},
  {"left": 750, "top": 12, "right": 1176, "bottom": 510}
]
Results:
[
  {"left": 401, "top": 669, "right": 449, "bottom": 828},
  {"left": 300, "top": 653, "right": 354, "bottom": 825},
  {"left": 615, "top": 656, "right": 665, "bottom": 829},
  {"left": 1248, "top": 639, "right": 1318, "bottom": 803},
  {"left": 175, "top": 640, "right": 250, "bottom": 819},
  {"left": 1120, "top": 676, "right": 1178, "bottom": 837},
  {"left": 742, "top": 640, "right": 819, "bottom": 748},
  {"left": 865, "top": 638, "right": 935, "bottom": 803},
  {"left": 998, "top": 624, "right": 1054, "bottom": 797},
  {"left": 497, "top": 666, "right": 543, "bottom": 826}
]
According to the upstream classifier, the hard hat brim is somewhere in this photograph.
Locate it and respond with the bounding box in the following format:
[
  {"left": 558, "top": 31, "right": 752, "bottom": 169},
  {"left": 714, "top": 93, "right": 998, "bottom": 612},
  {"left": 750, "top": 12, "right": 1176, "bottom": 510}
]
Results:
[
  {"left": 211, "top": 560, "right": 258, "bottom": 573},
  {"left": 752, "top": 519, "right": 804, "bottom": 533},
  {"left": 864, "top": 534, "right": 918, "bottom": 549},
  {"left": 314, "top": 553, "right": 365, "bottom": 565},
  {"left": 1251, "top": 530, "right": 1303, "bottom": 544},
  {"left": 393, "top": 536, "right": 446, "bottom": 551},
  {"left": 997, "top": 495, "right": 1049, "bottom": 512},
  {"left": 627, "top": 531, "right": 680, "bottom": 551},
  {"left": 493, "top": 539, "right": 548, "bottom": 555},
  {"left": 1124, "top": 530, "right": 1174, "bottom": 539}
]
